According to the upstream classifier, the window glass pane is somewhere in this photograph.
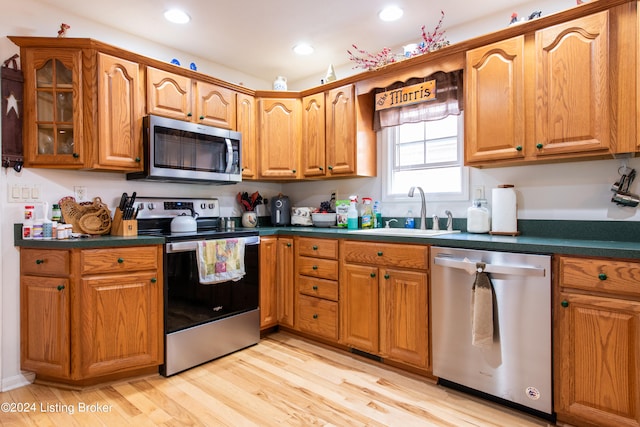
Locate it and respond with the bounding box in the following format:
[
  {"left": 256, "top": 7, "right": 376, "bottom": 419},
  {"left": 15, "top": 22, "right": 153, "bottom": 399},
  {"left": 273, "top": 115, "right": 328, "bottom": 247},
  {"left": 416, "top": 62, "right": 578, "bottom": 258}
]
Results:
[
  {"left": 426, "top": 138, "right": 458, "bottom": 163},
  {"left": 396, "top": 141, "right": 425, "bottom": 167},
  {"left": 398, "top": 122, "right": 424, "bottom": 143},
  {"left": 425, "top": 114, "right": 457, "bottom": 139}
]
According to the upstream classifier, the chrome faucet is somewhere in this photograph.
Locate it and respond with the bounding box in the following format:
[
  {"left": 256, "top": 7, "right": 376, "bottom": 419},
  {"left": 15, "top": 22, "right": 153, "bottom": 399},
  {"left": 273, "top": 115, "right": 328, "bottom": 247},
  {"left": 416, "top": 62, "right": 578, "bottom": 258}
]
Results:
[
  {"left": 408, "top": 186, "right": 427, "bottom": 230},
  {"left": 445, "top": 210, "right": 453, "bottom": 231}
]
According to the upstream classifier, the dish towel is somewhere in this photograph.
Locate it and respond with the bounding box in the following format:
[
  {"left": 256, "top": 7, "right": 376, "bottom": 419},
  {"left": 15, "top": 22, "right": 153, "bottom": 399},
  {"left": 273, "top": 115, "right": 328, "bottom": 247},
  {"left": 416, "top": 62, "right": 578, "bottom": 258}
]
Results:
[
  {"left": 471, "top": 262, "right": 494, "bottom": 348},
  {"left": 196, "top": 238, "right": 246, "bottom": 284}
]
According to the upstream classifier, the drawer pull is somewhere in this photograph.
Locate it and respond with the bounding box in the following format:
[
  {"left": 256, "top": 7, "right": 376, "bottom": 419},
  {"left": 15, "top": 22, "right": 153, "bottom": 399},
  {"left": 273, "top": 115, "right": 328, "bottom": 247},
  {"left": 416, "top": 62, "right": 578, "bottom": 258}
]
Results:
[
  {"left": 598, "top": 273, "right": 607, "bottom": 281},
  {"left": 313, "top": 314, "right": 318, "bottom": 319},
  {"left": 312, "top": 285, "right": 318, "bottom": 290},
  {"left": 57, "top": 285, "right": 65, "bottom": 291},
  {"left": 35, "top": 259, "right": 44, "bottom": 264},
  {"left": 377, "top": 251, "right": 383, "bottom": 256},
  {"left": 117, "top": 258, "right": 124, "bottom": 264},
  {"left": 384, "top": 274, "right": 390, "bottom": 279},
  {"left": 561, "top": 300, "right": 569, "bottom": 308},
  {"left": 151, "top": 278, "right": 157, "bottom": 283},
  {"left": 312, "top": 245, "right": 318, "bottom": 250},
  {"left": 370, "top": 272, "right": 376, "bottom": 278},
  {"left": 312, "top": 265, "right": 318, "bottom": 270},
  {"left": 286, "top": 243, "right": 292, "bottom": 247}
]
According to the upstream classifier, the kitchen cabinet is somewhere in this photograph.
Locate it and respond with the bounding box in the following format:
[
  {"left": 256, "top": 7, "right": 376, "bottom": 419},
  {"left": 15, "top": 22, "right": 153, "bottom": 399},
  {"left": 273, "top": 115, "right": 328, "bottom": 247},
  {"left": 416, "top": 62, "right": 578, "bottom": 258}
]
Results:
[
  {"left": 465, "top": 9, "right": 635, "bottom": 166},
  {"left": 259, "top": 236, "right": 295, "bottom": 329},
  {"left": 555, "top": 256, "right": 640, "bottom": 427},
  {"left": 301, "top": 84, "right": 376, "bottom": 178},
  {"left": 257, "top": 97, "right": 301, "bottom": 179},
  {"left": 341, "top": 241, "right": 430, "bottom": 370},
  {"left": 10, "top": 37, "right": 144, "bottom": 171},
  {"left": 146, "top": 66, "right": 236, "bottom": 129},
  {"left": 19, "top": 245, "right": 163, "bottom": 386},
  {"left": 295, "top": 237, "right": 339, "bottom": 340},
  {"left": 237, "top": 93, "right": 258, "bottom": 179},
  {"left": 277, "top": 236, "right": 295, "bottom": 328}
]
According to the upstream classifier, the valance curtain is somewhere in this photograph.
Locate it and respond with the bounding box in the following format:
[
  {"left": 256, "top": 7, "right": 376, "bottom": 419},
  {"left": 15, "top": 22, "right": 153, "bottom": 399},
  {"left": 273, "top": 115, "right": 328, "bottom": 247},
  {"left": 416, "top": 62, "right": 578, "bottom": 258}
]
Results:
[{"left": 373, "top": 69, "right": 464, "bottom": 131}]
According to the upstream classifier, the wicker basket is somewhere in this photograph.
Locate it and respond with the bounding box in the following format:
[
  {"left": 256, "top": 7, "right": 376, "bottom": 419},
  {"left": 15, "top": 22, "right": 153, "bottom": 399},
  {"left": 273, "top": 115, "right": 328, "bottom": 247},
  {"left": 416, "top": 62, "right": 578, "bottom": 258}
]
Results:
[{"left": 59, "top": 196, "right": 112, "bottom": 235}]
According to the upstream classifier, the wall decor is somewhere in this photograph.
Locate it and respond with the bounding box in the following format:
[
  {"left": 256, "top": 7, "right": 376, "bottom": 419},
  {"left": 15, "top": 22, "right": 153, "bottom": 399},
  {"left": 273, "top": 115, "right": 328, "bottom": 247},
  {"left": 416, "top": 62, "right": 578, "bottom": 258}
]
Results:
[{"left": 1, "top": 54, "right": 24, "bottom": 171}]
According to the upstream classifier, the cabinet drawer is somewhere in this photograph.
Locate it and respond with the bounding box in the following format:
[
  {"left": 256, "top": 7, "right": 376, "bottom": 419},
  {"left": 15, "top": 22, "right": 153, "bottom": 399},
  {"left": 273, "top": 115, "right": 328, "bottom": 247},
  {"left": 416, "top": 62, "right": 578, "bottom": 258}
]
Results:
[
  {"left": 297, "top": 237, "right": 338, "bottom": 259},
  {"left": 343, "top": 241, "right": 429, "bottom": 270},
  {"left": 298, "top": 276, "right": 338, "bottom": 301},
  {"left": 80, "top": 246, "right": 159, "bottom": 274},
  {"left": 297, "top": 294, "right": 338, "bottom": 340},
  {"left": 559, "top": 256, "right": 640, "bottom": 297},
  {"left": 297, "top": 256, "right": 338, "bottom": 280},
  {"left": 21, "top": 249, "right": 70, "bottom": 276}
]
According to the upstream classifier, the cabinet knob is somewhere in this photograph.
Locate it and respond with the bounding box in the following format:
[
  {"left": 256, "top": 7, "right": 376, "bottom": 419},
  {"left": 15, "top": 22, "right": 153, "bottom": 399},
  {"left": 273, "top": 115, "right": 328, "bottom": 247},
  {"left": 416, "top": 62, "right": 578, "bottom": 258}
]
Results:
[
  {"left": 370, "top": 272, "right": 376, "bottom": 278},
  {"left": 35, "top": 259, "right": 44, "bottom": 264},
  {"left": 515, "top": 145, "right": 523, "bottom": 151},
  {"left": 319, "top": 166, "right": 323, "bottom": 171},
  {"left": 57, "top": 284, "right": 65, "bottom": 291},
  {"left": 312, "top": 265, "right": 318, "bottom": 270},
  {"left": 536, "top": 143, "right": 544, "bottom": 149},
  {"left": 312, "top": 245, "right": 318, "bottom": 250},
  {"left": 561, "top": 300, "right": 569, "bottom": 308},
  {"left": 117, "top": 258, "right": 124, "bottom": 264},
  {"left": 292, "top": 169, "right": 296, "bottom": 174},
  {"left": 377, "top": 251, "right": 383, "bottom": 256},
  {"left": 598, "top": 273, "right": 607, "bottom": 281},
  {"left": 135, "top": 157, "right": 141, "bottom": 162},
  {"left": 286, "top": 243, "right": 292, "bottom": 247},
  {"left": 312, "top": 285, "right": 318, "bottom": 290},
  {"left": 199, "top": 115, "right": 204, "bottom": 120},
  {"left": 187, "top": 112, "right": 193, "bottom": 117},
  {"left": 313, "top": 314, "right": 318, "bottom": 319},
  {"left": 151, "top": 278, "right": 157, "bottom": 283},
  {"left": 327, "top": 165, "right": 333, "bottom": 170},
  {"left": 72, "top": 152, "right": 80, "bottom": 158},
  {"left": 384, "top": 274, "right": 390, "bottom": 279}
]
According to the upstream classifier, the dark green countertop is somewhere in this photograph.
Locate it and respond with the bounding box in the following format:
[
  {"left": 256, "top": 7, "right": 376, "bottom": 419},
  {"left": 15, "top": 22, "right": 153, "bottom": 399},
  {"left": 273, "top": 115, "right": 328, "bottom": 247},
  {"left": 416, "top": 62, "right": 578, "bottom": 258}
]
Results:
[{"left": 14, "top": 221, "right": 640, "bottom": 259}]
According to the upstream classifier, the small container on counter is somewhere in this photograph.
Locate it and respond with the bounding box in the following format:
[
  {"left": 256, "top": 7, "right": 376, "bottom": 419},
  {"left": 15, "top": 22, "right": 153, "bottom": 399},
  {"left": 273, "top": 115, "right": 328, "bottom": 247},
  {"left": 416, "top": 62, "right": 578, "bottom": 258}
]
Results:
[
  {"left": 24, "top": 205, "right": 35, "bottom": 221},
  {"left": 22, "top": 221, "right": 33, "bottom": 240},
  {"left": 51, "top": 204, "right": 62, "bottom": 222},
  {"left": 32, "top": 221, "right": 44, "bottom": 239}
]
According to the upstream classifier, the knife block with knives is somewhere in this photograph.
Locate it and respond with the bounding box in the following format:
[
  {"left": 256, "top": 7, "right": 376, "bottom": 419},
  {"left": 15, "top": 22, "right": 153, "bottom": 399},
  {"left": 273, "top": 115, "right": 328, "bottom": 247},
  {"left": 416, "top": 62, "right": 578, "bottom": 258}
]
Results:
[{"left": 111, "top": 192, "right": 138, "bottom": 236}]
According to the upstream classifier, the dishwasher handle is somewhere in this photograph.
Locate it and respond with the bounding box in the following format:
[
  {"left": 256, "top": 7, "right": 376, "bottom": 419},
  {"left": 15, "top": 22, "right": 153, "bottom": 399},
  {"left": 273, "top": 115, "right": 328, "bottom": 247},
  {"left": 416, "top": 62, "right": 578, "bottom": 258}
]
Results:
[{"left": 433, "top": 255, "right": 546, "bottom": 277}]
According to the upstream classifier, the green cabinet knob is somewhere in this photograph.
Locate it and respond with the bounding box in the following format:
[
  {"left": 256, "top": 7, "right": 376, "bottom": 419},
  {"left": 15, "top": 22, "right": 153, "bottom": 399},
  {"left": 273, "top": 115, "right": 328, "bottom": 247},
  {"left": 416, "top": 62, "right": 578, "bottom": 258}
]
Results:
[
  {"left": 384, "top": 274, "right": 390, "bottom": 279},
  {"left": 327, "top": 165, "right": 333, "bottom": 170},
  {"left": 36, "top": 259, "right": 44, "bottom": 264},
  {"left": 151, "top": 278, "right": 157, "bottom": 283},
  {"left": 286, "top": 243, "right": 292, "bottom": 247},
  {"left": 319, "top": 166, "right": 323, "bottom": 171},
  {"left": 135, "top": 157, "right": 141, "bottom": 162},
  {"left": 536, "top": 143, "right": 544, "bottom": 149},
  {"left": 370, "top": 272, "right": 376, "bottom": 278},
  {"left": 561, "top": 300, "right": 569, "bottom": 308},
  {"left": 199, "top": 115, "right": 204, "bottom": 120},
  {"left": 292, "top": 169, "right": 296, "bottom": 174},
  {"left": 377, "top": 251, "right": 383, "bottom": 256},
  {"left": 598, "top": 273, "right": 607, "bottom": 281},
  {"left": 312, "top": 265, "right": 318, "bottom": 270},
  {"left": 515, "top": 145, "right": 523, "bottom": 151},
  {"left": 187, "top": 112, "right": 193, "bottom": 117},
  {"left": 117, "top": 258, "right": 124, "bottom": 264},
  {"left": 313, "top": 314, "right": 318, "bottom": 319},
  {"left": 57, "top": 285, "right": 65, "bottom": 291},
  {"left": 312, "top": 285, "right": 318, "bottom": 291},
  {"left": 312, "top": 245, "right": 318, "bottom": 250},
  {"left": 72, "top": 152, "right": 80, "bottom": 158}
]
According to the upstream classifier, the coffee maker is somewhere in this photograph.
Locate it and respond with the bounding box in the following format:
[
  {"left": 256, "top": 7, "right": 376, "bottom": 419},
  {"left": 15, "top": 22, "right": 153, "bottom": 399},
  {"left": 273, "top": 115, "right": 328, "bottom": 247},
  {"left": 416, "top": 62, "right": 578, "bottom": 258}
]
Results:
[{"left": 270, "top": 194, "right": 291, "bottom": 226}]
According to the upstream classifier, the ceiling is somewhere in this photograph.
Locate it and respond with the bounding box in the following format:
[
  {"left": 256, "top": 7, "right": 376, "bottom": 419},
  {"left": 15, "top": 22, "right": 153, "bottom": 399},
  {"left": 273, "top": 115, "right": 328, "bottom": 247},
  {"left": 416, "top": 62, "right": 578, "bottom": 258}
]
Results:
[{"left": 34, "top": 0, "right": 555, "bottom": 85}]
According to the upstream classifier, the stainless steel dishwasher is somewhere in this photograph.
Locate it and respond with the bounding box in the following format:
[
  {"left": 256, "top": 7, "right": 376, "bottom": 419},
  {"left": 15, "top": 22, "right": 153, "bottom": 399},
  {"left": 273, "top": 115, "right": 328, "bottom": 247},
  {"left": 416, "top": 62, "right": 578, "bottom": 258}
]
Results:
[{"left": 430, "top": 246, "right": 552, "bottom": 416}]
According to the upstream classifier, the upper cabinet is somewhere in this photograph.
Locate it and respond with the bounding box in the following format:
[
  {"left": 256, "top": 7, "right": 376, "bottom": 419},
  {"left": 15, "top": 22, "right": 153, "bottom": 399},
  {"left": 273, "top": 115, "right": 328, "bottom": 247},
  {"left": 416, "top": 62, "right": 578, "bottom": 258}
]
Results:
[
  {"left": 237, "top": 93, "right": 258, "bottom": 179},
  {"left": 465, "top": 7, "right": 636, "bottom": 166},
  {"left": 12, "top": 38, "right": 144, "bottom": 171},
  {"left": 301, "top": 84, "right": 376, "bottom": 179},
  {"left": 257, "top": 97, "right": 301, "bottom": 180},
  {"left": 146, "top": 66, "right": 236, "bottom": 129}
]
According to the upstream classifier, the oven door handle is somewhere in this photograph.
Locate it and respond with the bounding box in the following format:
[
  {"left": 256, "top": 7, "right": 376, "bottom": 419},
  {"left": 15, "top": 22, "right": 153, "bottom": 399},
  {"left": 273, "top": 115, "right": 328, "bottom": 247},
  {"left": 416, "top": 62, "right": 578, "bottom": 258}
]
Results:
[{"left": 166, "top": 236, "right": 260, "bottom": 253}]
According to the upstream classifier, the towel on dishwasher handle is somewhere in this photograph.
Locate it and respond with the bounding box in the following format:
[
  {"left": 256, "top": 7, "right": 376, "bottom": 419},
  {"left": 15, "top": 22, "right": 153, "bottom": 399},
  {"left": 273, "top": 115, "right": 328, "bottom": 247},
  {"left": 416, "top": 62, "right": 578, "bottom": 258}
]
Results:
[
  {"left": 196, "top": 238, "right": 246, "bottom": 284},
  {"left": 471, "top": 262, "right": 494, "bottom": 347}
]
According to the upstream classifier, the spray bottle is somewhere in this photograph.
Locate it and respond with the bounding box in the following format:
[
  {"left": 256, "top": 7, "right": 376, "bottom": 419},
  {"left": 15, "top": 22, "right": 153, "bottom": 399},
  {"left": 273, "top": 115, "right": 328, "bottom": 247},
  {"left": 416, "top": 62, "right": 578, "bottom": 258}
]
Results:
[{"left": 347, "top": 195, "right": 359, "bottom": 229}]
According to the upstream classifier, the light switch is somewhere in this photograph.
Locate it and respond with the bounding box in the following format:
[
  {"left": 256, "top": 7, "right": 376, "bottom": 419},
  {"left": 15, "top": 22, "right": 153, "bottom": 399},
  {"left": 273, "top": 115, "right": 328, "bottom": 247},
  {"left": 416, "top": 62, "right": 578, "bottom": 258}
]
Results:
[
  {"left": 31, "top": 185, "right": 41, "bottom": 200},
  {"left": 21, "top": 186, "right": 30, "bottom": 199},
  {"left": 11, "top": 184, "right": 21, "bottom": 199}
]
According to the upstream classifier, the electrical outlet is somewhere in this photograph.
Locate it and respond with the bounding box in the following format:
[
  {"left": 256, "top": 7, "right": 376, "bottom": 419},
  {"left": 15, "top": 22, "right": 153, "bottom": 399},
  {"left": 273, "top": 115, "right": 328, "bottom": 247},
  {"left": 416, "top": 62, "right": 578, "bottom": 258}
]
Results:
[{"left": 74, "top": 186, "right": 87, "bottom": 202}]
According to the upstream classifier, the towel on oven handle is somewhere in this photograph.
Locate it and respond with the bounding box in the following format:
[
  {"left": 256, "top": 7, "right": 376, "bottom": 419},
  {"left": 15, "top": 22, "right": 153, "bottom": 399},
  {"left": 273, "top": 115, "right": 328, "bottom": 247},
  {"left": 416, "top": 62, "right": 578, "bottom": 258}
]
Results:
[{"left": 196, "top": 238, "right": 246, "bottom": 284}]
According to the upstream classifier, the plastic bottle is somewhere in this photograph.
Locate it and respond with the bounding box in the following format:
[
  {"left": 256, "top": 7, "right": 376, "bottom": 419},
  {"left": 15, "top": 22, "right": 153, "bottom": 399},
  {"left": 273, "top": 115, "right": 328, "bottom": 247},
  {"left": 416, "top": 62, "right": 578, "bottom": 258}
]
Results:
[
  {"left": 361, "top": 197, "right": 374, "bottom": 229},
  {"left": 405, "top": 209, "right": 415, "bottom": 228},
  {"left": 373, "top": 201, "right": 382, "bottom": 228},
  {"left": 347, "top": 196, "right": 359, "bottom": 230},
  {"left": 24, "top": 205, "right": 35, "bottom": 221},
  {"left": 51, "top": 204, "right": 62, "bottom": 222},
  {"left": 467, "top": 187, "right": 491, "bottom": 233}
]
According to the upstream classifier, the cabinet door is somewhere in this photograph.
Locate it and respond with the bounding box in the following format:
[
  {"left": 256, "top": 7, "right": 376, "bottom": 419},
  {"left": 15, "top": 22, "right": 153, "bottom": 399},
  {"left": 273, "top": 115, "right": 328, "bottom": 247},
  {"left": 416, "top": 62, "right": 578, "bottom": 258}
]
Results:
[
  {"left": 325, "top": 84, "right": 356, "bottom": 176},
  {"left": 555, "top": 292, "right": 640, "bottom": 427},
  {"left": 96, "top": 53, "right": 143, "bottom": 170},
  {"left": 237, "top": 93, "right": 258, "bottom": 179},
  {"left": 146, "top": 66, "right": 192, "bottom": 120},
  {"left": 380, "top": 268, "right": 429, "bottom": 369},
  {"left": 301, "top": 93, "right": 326, "bottom": 177},
  {"left": 465, "top": 36, "right": 525, "bottom": 164},
  {"left": 258, "top": 98, "right": 301, "bottom": 179},
  {"left": 277, "top": 237, "right": 295, "bottom": 327},
  {"left": 78, "top": 272, "right": 162, "bottom": 377},
  {"left": 341, "top": 263, "right": 378, "bottom": 353},
  {"left": 259, "top": 236, "right": 278, "bottom": 329},
  {"left": 23, "top": 48, "right": 84, "bottom": 167},
  {"left": 20, "top": 275, "right": 70, "bottom": 378},
  {"left": 195, "top": 81, "right": 236, "bottom": 129},
  {"left": 535, "top": 12, "right": 610, "bottom": 156}
]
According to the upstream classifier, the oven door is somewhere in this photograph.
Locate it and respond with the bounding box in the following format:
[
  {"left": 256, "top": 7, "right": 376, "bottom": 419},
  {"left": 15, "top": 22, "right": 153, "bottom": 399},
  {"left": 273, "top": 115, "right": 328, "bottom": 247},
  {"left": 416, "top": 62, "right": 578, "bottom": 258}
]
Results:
[{"left": 164, "top": 236, "right": 259, "bottom": 334}]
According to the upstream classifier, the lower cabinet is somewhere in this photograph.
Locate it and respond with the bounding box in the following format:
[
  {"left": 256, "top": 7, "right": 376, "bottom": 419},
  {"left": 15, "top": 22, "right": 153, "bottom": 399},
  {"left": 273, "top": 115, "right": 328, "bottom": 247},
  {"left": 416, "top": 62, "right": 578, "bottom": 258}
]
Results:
[
  {"left": 341, "top": 241, "right": 430, "bottom": 370},
  {"left": 20, "top": 245, "right": 163, "bottom": 385},
  {"left": 259, "top": 236, "right": 295, "bottom": 330},
  {"left": 555, "top": 256, "right": 640, "bottom": 427}
]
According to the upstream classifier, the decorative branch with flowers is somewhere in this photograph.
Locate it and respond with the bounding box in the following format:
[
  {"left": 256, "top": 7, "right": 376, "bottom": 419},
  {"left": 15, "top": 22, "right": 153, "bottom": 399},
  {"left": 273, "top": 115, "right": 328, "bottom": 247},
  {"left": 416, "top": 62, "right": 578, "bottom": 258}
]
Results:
[
  {"left": 347, "top": 10, "right": 449, "bottom": 71},
  {"left": 236, "top": 191, "right": 263, "bottom": 212}
]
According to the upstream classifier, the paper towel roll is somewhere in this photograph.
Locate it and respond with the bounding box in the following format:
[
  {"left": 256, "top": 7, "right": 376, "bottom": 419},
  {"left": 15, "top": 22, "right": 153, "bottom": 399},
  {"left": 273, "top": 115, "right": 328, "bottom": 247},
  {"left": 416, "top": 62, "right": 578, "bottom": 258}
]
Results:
[{"left": 491, "top": 185, "right": 517, "bottom": 233}]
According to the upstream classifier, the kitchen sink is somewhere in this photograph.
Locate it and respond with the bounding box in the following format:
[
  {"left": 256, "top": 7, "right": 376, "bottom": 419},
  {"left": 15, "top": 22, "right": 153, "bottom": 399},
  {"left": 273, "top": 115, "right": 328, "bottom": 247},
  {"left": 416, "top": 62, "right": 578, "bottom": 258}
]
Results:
[{"left": 347, "top": 228, "right": 460, "bottom": 237}]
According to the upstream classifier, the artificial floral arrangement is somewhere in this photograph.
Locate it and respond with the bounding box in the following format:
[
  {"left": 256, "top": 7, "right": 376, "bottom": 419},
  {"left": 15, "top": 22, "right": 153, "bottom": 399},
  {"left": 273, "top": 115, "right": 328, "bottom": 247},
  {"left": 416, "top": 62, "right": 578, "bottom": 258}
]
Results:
[
  {"left": 348, "top": 10, "right": 450, "bottom": 71},
  {"left": 313, "top": 200, "right": 335, "bottom": 213},
  {"left": 236, "top": 191, "right": 263, "bottom": 212}
]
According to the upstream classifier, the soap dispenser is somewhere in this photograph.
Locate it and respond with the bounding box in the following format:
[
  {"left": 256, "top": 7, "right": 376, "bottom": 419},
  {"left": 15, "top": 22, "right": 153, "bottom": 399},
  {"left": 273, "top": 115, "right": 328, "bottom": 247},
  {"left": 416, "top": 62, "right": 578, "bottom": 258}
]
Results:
[{"left": 467, "top": 187, "right": 490, "bottom": 233}]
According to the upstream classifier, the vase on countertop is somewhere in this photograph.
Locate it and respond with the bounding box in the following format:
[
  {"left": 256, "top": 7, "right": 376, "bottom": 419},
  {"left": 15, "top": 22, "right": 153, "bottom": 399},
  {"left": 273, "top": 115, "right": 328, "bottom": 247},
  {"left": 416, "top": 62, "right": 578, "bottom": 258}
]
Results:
[{"left": 242, "top": 211, "right": 257, "bottom": 228}]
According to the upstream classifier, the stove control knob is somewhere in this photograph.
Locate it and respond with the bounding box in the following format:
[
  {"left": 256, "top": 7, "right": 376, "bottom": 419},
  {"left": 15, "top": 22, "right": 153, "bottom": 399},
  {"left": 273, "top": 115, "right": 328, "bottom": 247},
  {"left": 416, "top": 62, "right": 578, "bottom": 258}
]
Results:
[
  {"left": 201, "top": 203, "right": 206, "bottom": 209},
  {"left": 147, "top": 203, "right": 155, "bottom": 210},
  {"left": 209, "top": 203, "right": 215, "bottom": 209}
]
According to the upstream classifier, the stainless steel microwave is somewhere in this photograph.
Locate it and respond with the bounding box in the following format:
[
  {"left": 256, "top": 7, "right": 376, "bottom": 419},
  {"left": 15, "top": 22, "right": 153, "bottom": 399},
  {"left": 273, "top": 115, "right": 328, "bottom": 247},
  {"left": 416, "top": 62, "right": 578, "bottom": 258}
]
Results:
[{"left": 127, "top": 115, "right": 242, "bottom": 184}]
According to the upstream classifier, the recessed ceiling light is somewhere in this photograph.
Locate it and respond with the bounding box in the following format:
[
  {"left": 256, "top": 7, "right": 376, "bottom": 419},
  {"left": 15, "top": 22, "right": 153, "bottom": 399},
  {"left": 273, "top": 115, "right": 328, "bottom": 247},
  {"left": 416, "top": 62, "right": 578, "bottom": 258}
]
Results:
[
  {"left": 379, "top": 5, "right": 404, "bottom": 22},
  {"left": 293, "top": 43, "right": 314, "bottom": 55},
  {"left": 164, "top": 9, "right": 191, "bottom": 24}
]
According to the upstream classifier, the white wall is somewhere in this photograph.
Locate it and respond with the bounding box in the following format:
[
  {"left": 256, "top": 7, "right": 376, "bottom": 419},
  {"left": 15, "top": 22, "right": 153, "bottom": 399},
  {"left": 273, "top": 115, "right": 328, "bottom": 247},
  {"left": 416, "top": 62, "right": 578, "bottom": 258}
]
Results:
[{"left": 1, "top": 0, "right": 638, "bottom": 390}]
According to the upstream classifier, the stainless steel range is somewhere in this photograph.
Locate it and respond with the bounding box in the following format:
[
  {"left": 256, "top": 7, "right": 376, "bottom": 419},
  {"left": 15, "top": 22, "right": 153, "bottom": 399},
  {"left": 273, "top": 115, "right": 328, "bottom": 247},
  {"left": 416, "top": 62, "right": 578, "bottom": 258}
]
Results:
[{"left": 135, "top": 197, "right": 260, "bottom": 376}]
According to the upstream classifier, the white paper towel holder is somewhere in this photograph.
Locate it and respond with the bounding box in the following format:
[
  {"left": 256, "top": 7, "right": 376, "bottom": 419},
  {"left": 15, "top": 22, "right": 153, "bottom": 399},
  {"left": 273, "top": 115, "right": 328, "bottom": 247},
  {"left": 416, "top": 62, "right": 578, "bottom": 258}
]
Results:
[{"left": 489, "top": 184, "right": 521, "bottom": 236}]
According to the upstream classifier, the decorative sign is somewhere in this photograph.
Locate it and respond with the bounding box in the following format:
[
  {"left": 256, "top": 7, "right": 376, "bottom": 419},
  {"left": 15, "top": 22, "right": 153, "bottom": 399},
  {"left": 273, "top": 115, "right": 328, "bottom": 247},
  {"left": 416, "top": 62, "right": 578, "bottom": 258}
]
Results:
[{"left": 375, "top": 79, "right": 436, "bottom": 111}]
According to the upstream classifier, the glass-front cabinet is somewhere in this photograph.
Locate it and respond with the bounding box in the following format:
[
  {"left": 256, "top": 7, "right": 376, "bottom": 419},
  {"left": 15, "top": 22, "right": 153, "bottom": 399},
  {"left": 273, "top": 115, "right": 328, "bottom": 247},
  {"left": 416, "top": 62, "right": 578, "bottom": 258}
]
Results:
[{"left": 24, "top": 48, "right": 84, "bottom": 167}]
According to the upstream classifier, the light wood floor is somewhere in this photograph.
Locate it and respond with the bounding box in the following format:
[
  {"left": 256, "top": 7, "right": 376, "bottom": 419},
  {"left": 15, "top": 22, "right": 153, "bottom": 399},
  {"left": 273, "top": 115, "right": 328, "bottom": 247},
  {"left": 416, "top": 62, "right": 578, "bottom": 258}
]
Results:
[{"left": 1, "top": 332, "right": 555, "bottom": 426}]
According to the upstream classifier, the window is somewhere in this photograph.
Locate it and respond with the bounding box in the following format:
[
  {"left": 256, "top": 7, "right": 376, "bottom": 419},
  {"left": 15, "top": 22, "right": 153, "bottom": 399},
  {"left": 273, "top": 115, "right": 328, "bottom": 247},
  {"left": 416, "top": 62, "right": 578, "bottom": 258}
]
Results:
[{"left": 382, "top": 113, "right": 468, "bottom": 201}]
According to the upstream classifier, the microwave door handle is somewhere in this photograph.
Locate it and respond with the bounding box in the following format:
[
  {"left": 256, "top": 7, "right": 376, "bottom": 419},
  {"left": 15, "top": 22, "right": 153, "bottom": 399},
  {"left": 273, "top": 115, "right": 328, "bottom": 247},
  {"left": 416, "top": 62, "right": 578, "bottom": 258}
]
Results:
[{"left": 224, "top": 138, "right": 233, "bottom": 173}]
